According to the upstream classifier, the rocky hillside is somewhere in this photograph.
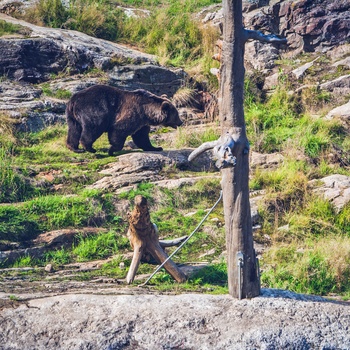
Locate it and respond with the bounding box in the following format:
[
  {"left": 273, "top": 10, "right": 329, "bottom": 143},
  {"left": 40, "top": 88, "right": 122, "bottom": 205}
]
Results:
[{"left": 0, "top": 0, "right": 350, "bottom": 349}]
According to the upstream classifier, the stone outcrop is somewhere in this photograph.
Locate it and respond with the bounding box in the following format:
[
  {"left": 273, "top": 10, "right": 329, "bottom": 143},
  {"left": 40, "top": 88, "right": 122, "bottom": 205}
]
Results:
[
  {"left": 0, "top": 14, "right": 156, "bottom": 83},
  {"left": 309, "top": 174, "right": 350, "bottom": 211},
  {"left": 320, "top": 75, "right": 350, "bottom": 97},
  {"left": 88, "top": 150, "right": 216, "bottom": 192},
  {"left": 0, "top": 80, "right": 67, "bottom": 131},
  {"left": 0, "top": 13, "right": 186, "bottom": 131},
  {"left": 250, "top": 151, "right": 284, "bottom": 169},
  {"left": 0, "top": 290, "right": 349, "bottom": 349},
  {"left": 325, "top": 100, "right": 350, "bottom": 129},
  {"left": 202, "top": 0, "right": 350, "bottom": 72}
]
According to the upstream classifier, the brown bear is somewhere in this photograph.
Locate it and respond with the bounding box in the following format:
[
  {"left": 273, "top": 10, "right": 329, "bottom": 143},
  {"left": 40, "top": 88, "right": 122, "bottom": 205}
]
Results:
[{"left": 66, "top": 84, "right": 182, "bottom": 156}]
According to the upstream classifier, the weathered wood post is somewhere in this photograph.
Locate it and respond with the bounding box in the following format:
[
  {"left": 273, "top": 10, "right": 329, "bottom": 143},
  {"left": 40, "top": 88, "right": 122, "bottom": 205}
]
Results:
[
  {"left": 189, "top": 0, "right": 286, "bottom": 298},
  {"left": 219, "top": 0, "right": 260, "bottom": 299},
  {"left": 126, "top": 195, "right": 187, "bottom": 284}
]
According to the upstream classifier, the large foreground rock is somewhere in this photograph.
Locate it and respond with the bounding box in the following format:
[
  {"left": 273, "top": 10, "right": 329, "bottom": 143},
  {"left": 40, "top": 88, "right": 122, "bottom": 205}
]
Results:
[{"left": 1, "top": 289, "right": 349, "bottom": 349}]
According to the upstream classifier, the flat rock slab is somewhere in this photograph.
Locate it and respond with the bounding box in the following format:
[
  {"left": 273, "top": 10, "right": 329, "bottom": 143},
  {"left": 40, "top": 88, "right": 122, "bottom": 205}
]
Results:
[
  {"left": 89, "top": 150, "right": 215, "bottom": 192},
  {"left": 309, "top": 174, "right": 350, "bottom": 211},
  {"left": 0, "top": 289, "right": 349, "bottom": 349}
]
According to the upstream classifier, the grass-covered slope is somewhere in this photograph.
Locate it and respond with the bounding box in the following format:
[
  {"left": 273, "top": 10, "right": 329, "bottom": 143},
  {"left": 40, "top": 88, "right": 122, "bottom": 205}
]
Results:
[
  {"left": 0, "top": 0, "right": 349, "bottom": 298},
  {"left": 1, "top": 69, "right": 350, "bottom": 297}
]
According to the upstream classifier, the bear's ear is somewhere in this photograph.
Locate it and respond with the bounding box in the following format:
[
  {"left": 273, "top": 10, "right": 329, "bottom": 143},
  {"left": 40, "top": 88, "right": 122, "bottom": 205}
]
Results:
[{"left": 161, "top": 101, "right": 171, "bottom": 118}]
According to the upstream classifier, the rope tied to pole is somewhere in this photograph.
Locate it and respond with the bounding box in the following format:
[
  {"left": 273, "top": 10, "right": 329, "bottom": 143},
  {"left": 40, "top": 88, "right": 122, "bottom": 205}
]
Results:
[{"left": 139, "top": 190, "right": 223, "bottom": 287}]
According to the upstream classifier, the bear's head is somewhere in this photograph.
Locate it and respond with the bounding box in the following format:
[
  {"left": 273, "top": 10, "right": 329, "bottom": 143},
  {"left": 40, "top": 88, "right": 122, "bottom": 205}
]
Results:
[{"left": 160, "top": 101, "right": 183, "bottom": 128}]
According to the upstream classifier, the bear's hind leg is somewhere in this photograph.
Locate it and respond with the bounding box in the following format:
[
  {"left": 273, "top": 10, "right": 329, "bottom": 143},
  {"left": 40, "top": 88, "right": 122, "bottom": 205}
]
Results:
[
  {"left": 132, "top": 126, "right": 163, "bottom": 152},
  {"left": 67, "top": 117, "right": 85, "bottom": 153},
  {"left": 108, "top": 129, "right": 127, "bottom": 156},
  {"left": 80, "top": 127, "right": 102, "bottom": 153}
]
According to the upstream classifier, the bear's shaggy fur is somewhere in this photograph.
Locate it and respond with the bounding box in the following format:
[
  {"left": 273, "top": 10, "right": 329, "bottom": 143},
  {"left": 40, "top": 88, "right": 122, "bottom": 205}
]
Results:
[{"left": 66, "top": 85, "right": 182, "bottom": 155}]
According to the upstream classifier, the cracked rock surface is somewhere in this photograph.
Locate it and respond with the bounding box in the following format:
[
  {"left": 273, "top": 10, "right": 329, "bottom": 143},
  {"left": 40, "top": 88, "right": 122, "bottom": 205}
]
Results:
[{"left": 1, "top": 289, "right": 349, "bottom": 350}]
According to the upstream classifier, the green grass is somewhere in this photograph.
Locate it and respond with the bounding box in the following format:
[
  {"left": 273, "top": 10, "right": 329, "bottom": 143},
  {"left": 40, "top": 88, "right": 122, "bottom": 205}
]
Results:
[
  {"left": 44, "top": 247, "right": 72, "bottom": 266},
  {"left": 0, "top": 190, "right": 117, "bottom": 242},
  {"left": 2, "top": 125, "right": 119, "bottom": 196},
  {"left": 40, "top": 83, "right": 72, "bottom": 99},
  {"left": 0, "top": 20, "right": 23, "bottom": 36},
  {"left": 146, "top": 263, "right": 228, "bottom": 294},
  {"left": 172, "top": 126, "right": 220, "bottom": 149},
  {"left": 245, "top": 87, "right": 348, "bottom": 159},
  {"left": 118, "top": 182, "right": 156, "bottom": 202},
  {"left": 40, "top": 231, "right": 130, "bottom": 266},
  {"left": 72, "top": 231, "right": 129, "bottom": 262},
  {"left": 261, "top": 236, "right": 350, "bottom": 296},
  {"left": 22, "top": 0, "right": 220, "bottom": 84}
]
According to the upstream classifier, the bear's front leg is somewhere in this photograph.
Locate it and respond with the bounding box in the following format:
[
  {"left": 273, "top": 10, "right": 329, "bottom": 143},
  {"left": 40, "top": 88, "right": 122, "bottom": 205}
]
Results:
[{"left": 132, "top": 126, "right": 163, "bottom": 152}]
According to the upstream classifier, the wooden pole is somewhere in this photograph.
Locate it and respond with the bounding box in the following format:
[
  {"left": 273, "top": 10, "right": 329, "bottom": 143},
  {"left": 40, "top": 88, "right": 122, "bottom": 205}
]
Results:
[
  {"left": 188, "top": 1, "right": 286, "bottom": 299},
  {"left": 219, "top": 0, "right": 260, "bottom": 298}
]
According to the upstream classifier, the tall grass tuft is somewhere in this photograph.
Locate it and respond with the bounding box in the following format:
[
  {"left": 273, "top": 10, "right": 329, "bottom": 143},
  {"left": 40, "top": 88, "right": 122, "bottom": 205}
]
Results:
[
  {"left": 0, "top": 118, "right": 37, "bottom": 203},
  {"left": 261, "top": 236, "right": 350, "bottom": 296},
  {"left": 173, "top": 126, "right": 220, "bottom": 148},
  {"left": 0, "top": 20, "right": 23, "bottom": 36},
  {"left": 72, "top": 231, "right": 129, "bottom": 262}
]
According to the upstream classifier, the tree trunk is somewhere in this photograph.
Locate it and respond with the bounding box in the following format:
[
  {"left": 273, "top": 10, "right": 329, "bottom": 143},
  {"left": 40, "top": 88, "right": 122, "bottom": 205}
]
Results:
[
  {"left": 126, "top": 195, "right": 187, "bottom": 284},
  {"left": 220, "top": 0, "right": 260, "bottom": 298}
]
